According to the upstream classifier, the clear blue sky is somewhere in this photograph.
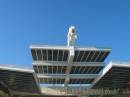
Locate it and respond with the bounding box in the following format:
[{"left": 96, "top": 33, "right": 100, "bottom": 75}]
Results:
[{"left": 0, "top": 0, "right": 130, "bottom": 67}]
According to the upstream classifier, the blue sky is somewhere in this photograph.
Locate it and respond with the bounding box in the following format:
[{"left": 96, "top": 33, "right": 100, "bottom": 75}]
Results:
[{"left": 0, "top": 0, "right": 130, "bottom": 67}]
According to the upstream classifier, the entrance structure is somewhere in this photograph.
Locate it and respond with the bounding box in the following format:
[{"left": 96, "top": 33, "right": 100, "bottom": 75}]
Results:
[
  {"left": 0, "top": 27, "right": 130, "bottom": 97},
  {"left": 30, "top": 45, "right": 110, "bottom": 96},
  {"left": 0, "top": 45, "right": 130, "bottom": 97}
]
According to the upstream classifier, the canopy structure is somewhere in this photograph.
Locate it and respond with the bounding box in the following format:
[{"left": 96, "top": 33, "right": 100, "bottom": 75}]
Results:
[
  {"left": 1, "top": 45, "right": 130, "bottom": 97},
  {"left": 30, "top": 45, "right": 111, "bottom": 87},
  {"left": 92, "top": 62, "right": 130, "bottom": 90},
  {"left": 0, "top": 64, "right": 40, "bottom": 95}
]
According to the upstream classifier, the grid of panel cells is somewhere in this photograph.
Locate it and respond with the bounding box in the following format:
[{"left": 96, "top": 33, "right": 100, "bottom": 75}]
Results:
[
  {"left": 39, "top": 78, "right": 65, "bottom": 84},
  {"left": 73, "top": 51, "right": 110, "bottom": 62},
  {"left": 70, "top": 66, "right": 104, "bottom": 74},
  {"left": 31, "top": 49, "right": 69, "bottom": 61},
  {"left": 0, "top": 69, "right": 39, "bottom": 93},
  {"left": 93, "top": 67, "right": 130, "bottom": 89},
  {"left": 69, "top": 78, "right": 95, "bottom": 84},
  {"left": 33, "top": 65, "right": 67, "bottom": 74}
]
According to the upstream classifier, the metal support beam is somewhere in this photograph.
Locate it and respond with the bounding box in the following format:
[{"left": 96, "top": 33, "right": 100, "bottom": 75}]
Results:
[
  {"left": 33, "top": 61, "right": 67, "bottom": 66},
  {"left": 37, "top": 74, "right": 98, "bottom": 79},
  {"left": 37, "top": 74, "right": 66, "bottom": 78},
  {"left": 0, "top": 80, "right": 11, "bottom": 97},
  {"left": 64, "top": 46, "right": 74, "bottom": 86},
  {"left": 0, "top": 81, "right": 10, "bottom": 93},
  {"left": 90, "top": 62, "right": 112, "bottom": 88},
  {"left": 33, "top": 61, "right": 105, "bottom": 67},
  {"left": 30, "top": 45, "right": 69, "bottom": 50}
]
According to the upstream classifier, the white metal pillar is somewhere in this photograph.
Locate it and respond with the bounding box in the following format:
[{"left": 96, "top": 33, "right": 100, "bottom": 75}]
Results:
[{"left": 64, "top": 46, "right": 74, "bottom": 86}]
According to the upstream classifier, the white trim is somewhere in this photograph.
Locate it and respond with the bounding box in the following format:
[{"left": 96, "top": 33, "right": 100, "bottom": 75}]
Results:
[
  {"left": 33, "top": 61, "right": 67, "bottom": 66},
  {"left": 0, "top": 64, "right": 33, "bottom": 73},
  {"left": 112, "top": 61, "right": 130, "bottom": 67},
  {"left": 74, "top": 46, "right": 111, "bottom": 51},
  {"left": 90, "top": 62, "right": 113, "bottom": 88},
  {"left": 30, "top": 45, "right": 69, "bottom": 50},
  {"left": 64, "top": 46, "right": 74, "bottom": 86},
  {"left": 30, "top": 45, "right": 111, "bottom": 51},
  {"left": 33, "top": 61, "right": 105, "bottom": 66},
  {"left": 37, "top": 74, "right": 98, "bottom": 79},
  {"left": 37, "top": 74, "right": 66, "bottom": 78}
]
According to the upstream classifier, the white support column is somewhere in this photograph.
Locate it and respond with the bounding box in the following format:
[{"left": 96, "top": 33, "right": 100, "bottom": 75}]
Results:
[{"left": 64, "top": 46, "right": 74, "bottom": 87}]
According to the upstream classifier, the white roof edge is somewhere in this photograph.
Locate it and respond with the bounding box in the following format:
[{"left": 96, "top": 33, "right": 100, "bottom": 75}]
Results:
[
  {"left": 111, "top": 61, "right": 130, "bottom": 67},
  {"left": 32, "top": 61, "right": 105, "bottom": 66},
  {"left": 30, "top": 45, "right": 112, "bottom": 51},
  {"left": 0, "top": 64, "right": 34, "bottom": 73},
  {"left": 30, "top": 45, "right": 69, "bottom": 50},
  {"left": 74, "top": 46, "right": 111, "bottom": 51},
  {"left": 37, "top": 74, "right": 98, "bottom": 79}
]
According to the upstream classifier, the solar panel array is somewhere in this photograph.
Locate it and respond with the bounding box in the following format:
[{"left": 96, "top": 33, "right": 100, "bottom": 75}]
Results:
[
  {"left": 31, "top": 48, "right": 110, "bottom": 62},
  {"left": 33, "top": 65, "right": 67, "bottom": 74},
  {"left": 73, "top": 50, "right": 110, "bottom": 62},
  {"left": 30, "top": 45, "right": 111, "bottom": 86},
  {"left": 33, "top": 65, "right": 104, "bottom": 74},
  {"left": 0, "top": 65, "right": 40, "bottom": 93},
  {"left": 31, "top": 49, "right": 69, "bottom": 61},
  {"left": 70, "top": 66, "right": 104, "bottom": 74},
  {"left": 69, "top": 78, "right": 95, "bottom": 84},
  {"left": 92, "top": 62, "right": 130, "bottom": 89}
]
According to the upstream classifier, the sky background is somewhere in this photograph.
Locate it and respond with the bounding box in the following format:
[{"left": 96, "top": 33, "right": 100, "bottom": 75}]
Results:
[{"left": 0, "top": 0, "right": 130, "bottom": 67}]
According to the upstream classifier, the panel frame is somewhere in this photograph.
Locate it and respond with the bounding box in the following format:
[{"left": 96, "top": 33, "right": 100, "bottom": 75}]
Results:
[
  {"left": 91, "top": 62, "right": 130, "bottom": 89},
  {"left": 0, "top": 64, "right": 41, "bottom": 94}
]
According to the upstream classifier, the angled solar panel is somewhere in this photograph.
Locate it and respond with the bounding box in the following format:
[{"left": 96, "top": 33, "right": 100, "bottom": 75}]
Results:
[
  {"left": 30, "top": 46, "right": 69, "bottom": 61},
  {"left": 33, "top": 65, "right": 67, "bottom": 74},
  {"left": 69, "top": 78, "right": 95, "bottom": 84},
  {"left": 39, "top": 78, "right": 65, "bottom": 84},
  {"left": 0, "top": 65, "right": 40, "bottom": 94},
  {"left": 70, "top": 66, "right": 104, "bottom": 74},
  {"left": 30, "top": 45, "right": 111, "bottom": 62},
  {"left": 92, "top": 62, "right": 130, "bottom": 89},
  {"left": 74, "top": 47, "right": 111, "bottom": 62}
]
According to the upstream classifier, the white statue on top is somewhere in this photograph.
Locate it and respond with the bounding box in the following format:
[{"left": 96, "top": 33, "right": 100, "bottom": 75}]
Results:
[{"left": 67, "top": 26, "right": 77, "bottom": 46}]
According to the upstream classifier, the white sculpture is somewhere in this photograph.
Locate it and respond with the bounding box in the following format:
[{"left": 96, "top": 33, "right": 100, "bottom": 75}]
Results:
[{"left": 67, "top": 26, "right": 77, "bottom": 46}]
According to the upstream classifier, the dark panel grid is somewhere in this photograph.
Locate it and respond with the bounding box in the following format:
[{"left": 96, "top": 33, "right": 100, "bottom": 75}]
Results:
[
  {"left": 39, "top": 78, "right": 65, "bottom": 84},
  {"left": 69, "top": 78, "right": 95, "bottom": 84},
  {"left": 31, "top": 49, "right": 69, "bottom": 61},
  {"left": 0, "top": 70, "right": 39, "bottom": 93},
  {"left": 93, "top": 67, "right": 130, "bottom": 89},
  {"left": 70, "top": 66, "right": 104, "bottom": 74},
  {"left": 73, "top": 51, "right": 110, "bottom": 62},
  {"left": 33, "top": 66, "right": 67, "bottom": 74}
]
